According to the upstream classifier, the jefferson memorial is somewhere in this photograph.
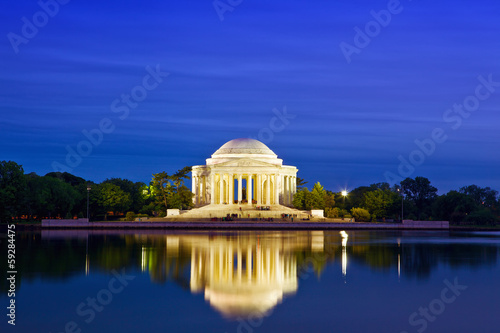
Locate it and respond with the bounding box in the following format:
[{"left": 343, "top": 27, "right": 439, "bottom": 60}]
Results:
[{"left": 191, "top": 138, "right": 298, "bottom": 207}]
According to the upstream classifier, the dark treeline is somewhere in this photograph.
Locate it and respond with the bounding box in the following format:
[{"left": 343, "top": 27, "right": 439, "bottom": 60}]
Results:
[
  {"left": 1, "top": 160, "right": 498, "bottom": 225},
  {"left": 292, "top": 176, "right": 499, "bottom": 225},
  {"left": 0, "top": 161, "right": 193, "bottom": 222}
]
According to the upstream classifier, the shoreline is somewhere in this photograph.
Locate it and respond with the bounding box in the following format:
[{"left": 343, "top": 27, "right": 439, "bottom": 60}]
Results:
[
  {"left": 4, "top": 222, "right": 500, "bottom": 232},
  {"left": 38, "top": 219, "right": 451, "bottom": 230},
  {"left": 6, "top": 221, "right": 499, "bottom": 231}
]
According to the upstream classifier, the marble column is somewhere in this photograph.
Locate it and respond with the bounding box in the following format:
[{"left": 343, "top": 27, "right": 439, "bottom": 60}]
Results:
[
  {"left": 192, "top": 175, "right": 197, "bottom": 205},
  {"left": 257, "top": 174, "right": 262, "bottom": 205},
  {"left": 284, "top": 175, "right": 288, "bottom": 205},
  {"left": 238, "top": 174, "right": 242, "bottom": 203},
  {"left": 274, "top": 174, "right": 279, "bottom": 205},
  {"left": 266, "top": 175, "right": 271, "bottom": 205},
  {"left": 288, "top": 176, "right": 292, "bottom": 204},
  {"left": 210, "top": 172, "right": 215, "bottom": 204},
  {"left": 200, "top": 176, "right": 205, "bottom": 204},
  {"left": 229, "top": 173, "right": 234, "bottom": 205},
  {"left": 289, "top": 176, "right": 292, "bottom": 201},
  {"left": 247, "top": 174, "right": 253, "bottom": 205},
  {"left": 283, "top": 175, "right": 287, "bottom": 205},
  {"left": 196, "top": 176, "right": 201, "bottom": 205},
  {"left": 219, "top": 173, "right": 224, "bottom": 204}
]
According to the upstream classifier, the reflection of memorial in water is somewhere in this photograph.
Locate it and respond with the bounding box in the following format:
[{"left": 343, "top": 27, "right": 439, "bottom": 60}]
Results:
[{"left": 173, "top": 231, "right": 325, "bottom": 318}]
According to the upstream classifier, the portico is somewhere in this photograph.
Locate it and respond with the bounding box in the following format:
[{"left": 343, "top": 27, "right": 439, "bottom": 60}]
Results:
[{"left": 191, "top": 138, "right": 297, "bottom": 207}]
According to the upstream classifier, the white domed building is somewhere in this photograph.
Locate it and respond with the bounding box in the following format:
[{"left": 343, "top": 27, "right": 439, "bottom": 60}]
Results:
[{"left": 191, "top": 138, "right": 298, "bottom": 207}]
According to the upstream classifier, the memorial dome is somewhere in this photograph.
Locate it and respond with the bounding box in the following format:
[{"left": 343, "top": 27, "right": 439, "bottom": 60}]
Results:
[
  {"left": 212, "top": 138, "right": 276, "bottom": 156},
  {"left": 192, "top": 137, "right": 298, "bottom": 207}
]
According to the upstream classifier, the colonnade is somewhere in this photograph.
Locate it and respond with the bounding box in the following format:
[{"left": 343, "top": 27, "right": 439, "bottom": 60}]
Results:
[{"left": 192, "top": 172, "right": 297, "bottom": 206}]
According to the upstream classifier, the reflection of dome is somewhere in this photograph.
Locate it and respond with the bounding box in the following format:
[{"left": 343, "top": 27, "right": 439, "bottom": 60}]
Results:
[
  {"left": 186, "top": 232, "right": 324, "bottom": 319},
  {"left": 212, "top": 138, "right": 276, "bottom": 157},
  {"left": 205, "top": 285, "right": 295, "bottom": 318}
]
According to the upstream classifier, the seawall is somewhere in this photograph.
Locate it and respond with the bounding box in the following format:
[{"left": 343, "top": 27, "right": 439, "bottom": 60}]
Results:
[{"left": 41, "top": 219, "right": 449, "bottom": 230}]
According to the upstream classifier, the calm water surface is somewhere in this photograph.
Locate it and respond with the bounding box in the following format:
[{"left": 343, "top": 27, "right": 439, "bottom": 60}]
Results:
[{"left": 1, "top": 229, "right": 499, "bottom": 333}]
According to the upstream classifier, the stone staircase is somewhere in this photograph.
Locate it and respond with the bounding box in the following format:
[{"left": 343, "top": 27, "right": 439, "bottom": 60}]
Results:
[{"left": 167, "top": 204, "right": 310, "bottom": 219}]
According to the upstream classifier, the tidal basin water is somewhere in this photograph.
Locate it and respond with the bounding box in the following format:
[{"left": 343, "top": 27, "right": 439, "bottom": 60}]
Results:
[{"left": 2, "top": 229, "right": 500, "bottom": 333}]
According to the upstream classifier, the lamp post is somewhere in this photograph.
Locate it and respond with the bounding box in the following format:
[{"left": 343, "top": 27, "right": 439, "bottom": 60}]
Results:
[
  {"left": 401, "top": 187, "right": 404, "bottom": 222},
  {"left": 86, "top": 184, "right": 91, "bottom": 221},
  {"left": 341, "top": 190, "right": 348, "bottom": 206},
  {"left": 398, "top": 187, "right": 404, "bottom": 222}
]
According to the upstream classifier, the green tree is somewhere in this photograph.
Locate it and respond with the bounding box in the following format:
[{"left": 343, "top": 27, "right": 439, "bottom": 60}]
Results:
[
  {"left": 310, "top": 182, "right": 326, "bottom": 209},
  {"left": 324, "top": 190, "right": 336, "bottom": 208},
  {"left": 432, "top": 191, "right": 476, "bottom": 223},
  {"left": 325, "top": 207, "right": 340, "bottom": 218},
  {"left": 171, "top": 185, "right": 194, "bottom": 210},
  {"left": 45, "top": 171, "right": 87, "bottom": 217},
  {"left": 466, "top": 208, "right": 498, "bottom": 226},
  {"left": 401, "top": 177, "right": 438, "bottom": 219},
  {"left": 151, "top": 171, "right": 173, "bottom": 213},
  {"left": 293, "top": 183, "right": 330, "bottom": 210},
  {"left": 151, "top": 167, "right": 193, "bottom": 214},
  {"left": 351, "top": 207, "right": 370, "bottom": 222},
  {"left": 98, "top": 183, "right": 132, "bottom": 220},
  {"left": 459, "top": 185, "right": 498, "bottom": 208},
  {"left": 169, "top": 166, "right": 193, "bottom": 210},
  {"left": 292, "top": 188, "right": 310, "bottom": 210},
  {"left": 363, "top": 188, "right": 396, "bottom": 220},
  {"left": 171, "top": 166, "right": 191, "bottom": 191},
  {"left": 125, "top": 211, "right": 136, "bottom": 221},
  {"left": 296, "top": 177, "right": 308, "bottom": 191},
  {"left": 0, "top": 161, "right": 27, "bottom": 221},
  {"left": 103, "top": 178, "right": 146, "bottom": 213},
  {"left": 25, "top": 174, "right": 79, "bottom": 219}
]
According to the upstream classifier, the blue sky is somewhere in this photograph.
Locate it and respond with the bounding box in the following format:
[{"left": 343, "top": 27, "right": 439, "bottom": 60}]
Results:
[{"left": 1, "top": 0, "right": 499, "bottom": 193}]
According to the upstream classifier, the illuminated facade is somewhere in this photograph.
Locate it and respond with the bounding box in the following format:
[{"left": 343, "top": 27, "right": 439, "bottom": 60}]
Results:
[{"left": 191, "top": 138, "right": 298, "bottom": 206}]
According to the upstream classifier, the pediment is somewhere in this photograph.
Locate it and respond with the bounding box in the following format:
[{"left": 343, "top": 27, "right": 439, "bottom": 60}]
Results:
[{"left": 213, "top": 158, "right": 279, "bottom": 168}]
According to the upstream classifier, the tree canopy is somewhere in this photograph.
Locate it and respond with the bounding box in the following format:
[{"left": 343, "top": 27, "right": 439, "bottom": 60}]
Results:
[
  {"left": 1, "top": 159, "right": 498, "bottom": 226},
  {"left": 151, "top": 167, "right": 193, "bottom": 213}
]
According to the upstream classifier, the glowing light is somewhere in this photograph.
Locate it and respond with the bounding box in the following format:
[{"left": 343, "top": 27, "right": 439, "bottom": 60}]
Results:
[
  {"left": 398, "top": 253, "right": 401, "bottom": 280},
  {"left": 141, "top": 246, "right": 148, "bottom": 272},
  {"left": 340, "top": 231, "right": 348, "bottom": 279},
  {"left": 341, "top": 190, "right": 348, "bottom": 197},
  {"left": 85, "top": 253, "right": 89, "bottom": 276}
]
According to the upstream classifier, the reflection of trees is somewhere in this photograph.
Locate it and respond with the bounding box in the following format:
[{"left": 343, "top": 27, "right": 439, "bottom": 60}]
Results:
[
  {"left": 350, "top": 244, "right": 398, "bottom": 271},
  {"left": 139, "top": 236, "right": 191, "bottom": 288},
  {"left": 2, "top": 229, "right": 499, "bottom": 297},
  {"left": 401, "top": 242, "right": 498, "bottom": 278},
  {"left": 341, "top": 231, "right": 498, "bottom": 279},
  {"left": 0, "top": 231, "right": 86, "bottom": 294}
]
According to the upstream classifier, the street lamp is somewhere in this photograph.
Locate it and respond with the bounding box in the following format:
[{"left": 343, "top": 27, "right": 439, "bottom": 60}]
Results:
[
  {"left": 341, "top": 190, "right": 348, "bottom": 206},
  {"left": 86, "top": 184, "right": 91, "bottom": 221},
  {"left": 397, "top": 187, "right": 404, "bottom": 222}
]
